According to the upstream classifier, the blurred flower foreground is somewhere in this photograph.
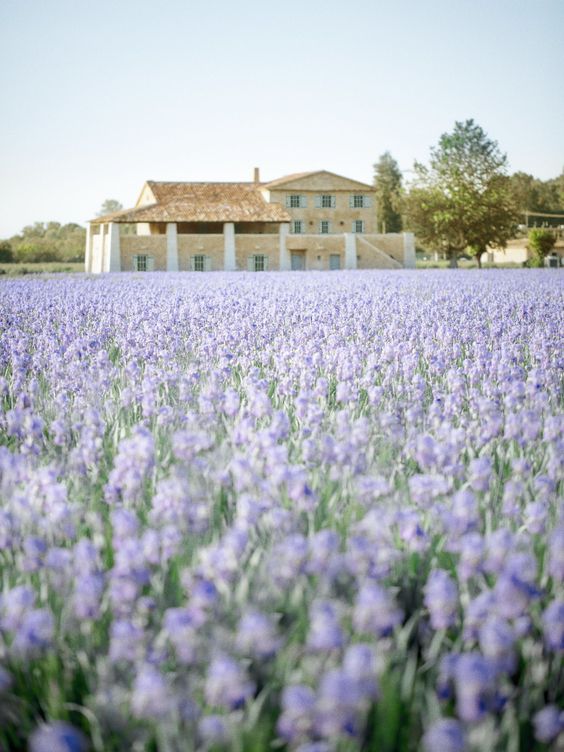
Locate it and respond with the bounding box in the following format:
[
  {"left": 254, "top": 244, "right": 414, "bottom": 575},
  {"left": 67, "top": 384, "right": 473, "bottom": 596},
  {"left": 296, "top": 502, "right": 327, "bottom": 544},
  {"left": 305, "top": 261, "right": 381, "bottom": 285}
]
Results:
[{"left": 0, "top": 270, "right": 562, "bottom": 752}]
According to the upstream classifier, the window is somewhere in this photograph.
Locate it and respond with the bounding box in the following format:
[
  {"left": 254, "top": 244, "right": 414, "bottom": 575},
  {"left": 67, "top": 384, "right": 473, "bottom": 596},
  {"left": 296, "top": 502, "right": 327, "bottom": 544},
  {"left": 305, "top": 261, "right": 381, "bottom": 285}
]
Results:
[
  {"left": 254, "top": 254, "right": 267, "bottom": 271},
  {"left": 287, "top": 194, "right": 306, "bottom": 208},
  {"left": 136, "top": 254, "right": 147, "bottom": 271},
  {"left": 248, "top": 255, "right": 269, "bottom": 271},
  {"left": 193, "top": 254, "right": 205, "bottom": 271},
  {"left": 319, "top": 220, "right": 331, "bottom": 234},
  {"left": 292, "top": 220, "right": 304, "bottom": 234},
  {"left": 353, "top": 220, "right": 364, "bottom": 233},
  {"left": 132, "top": 254, "right": 154, "bottom": 271},
  {"left": 321, "top": 194, "right": 336, "bottom": 208},
  {"left": 329, "top": 254, "right": 341, "bottom": 270},
  {"left": 350, "top": 194, "right": 371, "bottom": 208}
]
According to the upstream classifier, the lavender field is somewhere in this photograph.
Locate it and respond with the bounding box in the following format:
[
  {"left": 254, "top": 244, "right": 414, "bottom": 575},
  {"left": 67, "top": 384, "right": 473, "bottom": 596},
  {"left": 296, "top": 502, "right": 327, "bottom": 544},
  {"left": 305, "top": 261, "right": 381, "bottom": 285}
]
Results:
[{"left": 0, "top": 270, "right": 563, "bottom": 752}]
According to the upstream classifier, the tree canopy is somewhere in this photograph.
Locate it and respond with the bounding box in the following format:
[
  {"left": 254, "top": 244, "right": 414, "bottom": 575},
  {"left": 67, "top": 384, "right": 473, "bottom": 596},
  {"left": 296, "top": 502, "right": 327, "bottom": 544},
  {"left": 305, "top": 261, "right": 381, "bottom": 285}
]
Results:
[
  {"left": 98, "top": 199, "right": 123, "bottom": 217},
  {"left": 373, "top": 152, "right": 403, "bottom": 233},
  {"left": 8, "top": 222, "right": 86, "bottom": 263},
  {"left": 405, "top": 119, "right": 519, "bottom": 266}
]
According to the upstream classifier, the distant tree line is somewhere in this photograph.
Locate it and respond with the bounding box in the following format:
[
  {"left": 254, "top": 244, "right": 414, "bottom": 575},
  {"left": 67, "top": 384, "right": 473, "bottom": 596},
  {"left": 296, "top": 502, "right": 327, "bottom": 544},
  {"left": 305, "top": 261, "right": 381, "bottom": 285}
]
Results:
[
  {"left": 373, "top": 121, "right": 563, "bottom": 267},
  {"left": 0, "top": 222, "right": 87, "bottom": 263},
  {"left": 0, "top": 200, "right": 125, "bottom": 264}
]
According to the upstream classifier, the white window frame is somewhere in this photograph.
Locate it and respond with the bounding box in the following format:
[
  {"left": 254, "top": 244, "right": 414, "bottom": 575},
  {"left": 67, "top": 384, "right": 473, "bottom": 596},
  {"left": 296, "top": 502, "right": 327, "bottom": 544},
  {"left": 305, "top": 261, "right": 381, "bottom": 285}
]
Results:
[
  {"left": 319, "top": 220, "right": 331, "bottom": 234},
  {"left": 353, "top": 220, "right": 365, "bottom": 233},
  {"left": 292, "top": 220, "right": 304, "bottom": 234},
  {"left": 321, "top": 194, "right": 335, "bottom": 208}
]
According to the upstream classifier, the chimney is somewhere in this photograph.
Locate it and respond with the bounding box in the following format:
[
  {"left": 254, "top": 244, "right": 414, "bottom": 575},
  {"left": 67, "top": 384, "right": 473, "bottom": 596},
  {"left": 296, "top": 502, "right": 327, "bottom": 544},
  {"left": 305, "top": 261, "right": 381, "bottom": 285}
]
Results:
[{"left": 253, "top": 167, "right": 260, "bottom": 184}]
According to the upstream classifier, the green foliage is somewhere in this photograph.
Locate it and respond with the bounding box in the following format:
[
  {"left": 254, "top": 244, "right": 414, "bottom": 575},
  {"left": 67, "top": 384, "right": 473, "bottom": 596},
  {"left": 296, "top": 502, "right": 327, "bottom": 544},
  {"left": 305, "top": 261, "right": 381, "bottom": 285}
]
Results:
[
  {"left": 98, "top": 198, "right": 123, "bottom": 217},
  {"left": 8, "top": 222, "right": 86, "bottom": 263},
  {"left": 404, "top": 119, "right": 519, "bottom": 267},
  {"left": 0, "top": 240, "right": 13, "bottom": 262},
  {"left": 509, "top": 170, "right": 564, "bottom": 214},
  {"left": 528, "top": 228, "right": 556, "bottom": 266},
  {"left": 373, "top": 152, "right": 403, "bottom": 233}
]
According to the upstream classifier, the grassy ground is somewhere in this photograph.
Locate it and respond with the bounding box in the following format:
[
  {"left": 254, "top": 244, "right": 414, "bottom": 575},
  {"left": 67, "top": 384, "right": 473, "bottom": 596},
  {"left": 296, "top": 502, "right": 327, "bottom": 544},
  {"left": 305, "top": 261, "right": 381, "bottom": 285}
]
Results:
[
  {"left": 416, "top": 259, "right": 524, "bottom": 269},
  {"left": 0, "top": 261, "right": 531, "bottom": 276},
  {"left": 0, "top": 262, "right": 84, "bottom": 277}
]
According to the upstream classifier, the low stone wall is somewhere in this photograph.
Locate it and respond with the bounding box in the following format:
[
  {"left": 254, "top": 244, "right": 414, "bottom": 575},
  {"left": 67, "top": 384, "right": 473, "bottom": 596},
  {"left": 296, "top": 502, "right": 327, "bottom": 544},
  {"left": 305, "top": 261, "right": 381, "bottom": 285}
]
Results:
[
  {"left": 235, "top": 235, "right": 279, "bottom": 270},
  {"left": 120, "top": 235, "right": 167, "bottom": 271},
  {"left": 177, "top": 235, "right": 224, "bottom": 271},
  {"left": 115, "top": 231, "right": 409, "bottom": 272}
]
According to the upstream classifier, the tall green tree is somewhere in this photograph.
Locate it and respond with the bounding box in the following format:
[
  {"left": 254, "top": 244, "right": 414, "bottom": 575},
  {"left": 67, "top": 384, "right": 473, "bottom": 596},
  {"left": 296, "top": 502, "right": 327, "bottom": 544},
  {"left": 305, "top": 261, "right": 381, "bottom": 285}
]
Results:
[
  {"left": 405, "top": 119, "right": 518, "bottom": 267},
  {"left": 97, "top": 199, "right": 123, "bottom": 217},
  {"left": 528, "top": 228, "right": 556, "bottom": 267},
  {"left": 373, "top": 152, "right": 403, "bottom": 233}
]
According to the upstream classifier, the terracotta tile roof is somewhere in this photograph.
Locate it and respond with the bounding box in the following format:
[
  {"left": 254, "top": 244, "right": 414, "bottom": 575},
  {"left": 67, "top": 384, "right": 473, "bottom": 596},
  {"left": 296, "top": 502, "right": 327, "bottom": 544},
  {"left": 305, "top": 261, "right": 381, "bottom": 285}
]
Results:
[{"left": 91, "top": 182, "right": 291, "bottom": 224}]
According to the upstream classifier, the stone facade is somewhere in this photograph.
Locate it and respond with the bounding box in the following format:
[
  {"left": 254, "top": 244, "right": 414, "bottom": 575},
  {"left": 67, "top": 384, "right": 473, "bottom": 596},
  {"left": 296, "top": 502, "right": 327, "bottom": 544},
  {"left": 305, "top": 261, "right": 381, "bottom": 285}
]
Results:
[{"left": 87, "top": 170, "right": 416, "bottom": 273}]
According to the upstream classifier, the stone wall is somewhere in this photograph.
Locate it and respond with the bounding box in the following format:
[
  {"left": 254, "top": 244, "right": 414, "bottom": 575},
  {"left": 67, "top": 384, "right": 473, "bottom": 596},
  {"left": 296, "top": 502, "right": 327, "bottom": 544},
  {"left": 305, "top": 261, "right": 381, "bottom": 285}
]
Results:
[
  {"left": 269, "top": 189, "right": 378, "bottom": 234},
  {"left": 121, "top": 236, "right": 167, "bottom": 271},
  {"left": 177, "top": 235, "right": 224, "bottom": 271}
]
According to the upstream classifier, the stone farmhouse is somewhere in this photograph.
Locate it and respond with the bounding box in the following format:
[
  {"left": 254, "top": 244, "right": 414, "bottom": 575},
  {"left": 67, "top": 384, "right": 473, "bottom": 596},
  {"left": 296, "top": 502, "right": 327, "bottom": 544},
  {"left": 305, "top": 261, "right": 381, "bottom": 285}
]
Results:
[{"left": 86, "top": 170, "right": 415, "bottom": 273}]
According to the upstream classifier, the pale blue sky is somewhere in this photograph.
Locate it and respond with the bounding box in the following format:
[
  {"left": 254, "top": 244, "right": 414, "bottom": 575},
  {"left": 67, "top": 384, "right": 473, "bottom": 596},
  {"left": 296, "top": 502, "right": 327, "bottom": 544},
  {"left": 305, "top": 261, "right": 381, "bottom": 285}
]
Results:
[{"left": 0, "top": 0, "right": 562, "bottom": 237}]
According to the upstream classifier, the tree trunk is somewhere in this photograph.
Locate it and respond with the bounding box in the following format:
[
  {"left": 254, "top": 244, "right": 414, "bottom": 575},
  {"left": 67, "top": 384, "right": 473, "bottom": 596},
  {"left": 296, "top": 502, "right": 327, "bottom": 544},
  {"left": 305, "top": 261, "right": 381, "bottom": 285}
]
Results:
[
  {"left": 476, "top": 252, "right": 482, "bottom": 269},
  {"left": 449, "top": 252, "right": 458, "bottom": 269}
]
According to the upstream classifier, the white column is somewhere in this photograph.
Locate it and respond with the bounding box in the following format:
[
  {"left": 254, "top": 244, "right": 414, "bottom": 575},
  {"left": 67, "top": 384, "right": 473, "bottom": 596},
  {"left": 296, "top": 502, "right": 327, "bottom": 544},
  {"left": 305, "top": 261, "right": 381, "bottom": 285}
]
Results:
[
  {"left": 166, "top": 223, "right": 179, "bottom": 271},
  {"left": 403, "top": 232, "right": 416, "bottom": 269},
  {"left": 97, "top": 224, "right": 105, "bottom": 274},
  {"left": 84, "top": 223, "right": 92, "bottom": 273},
  {"left": 107, "top": 223, "right": 121, "bottom": 272},
  {"left": 279, "top": 223, "right": 290, "bottom": 270},
  {"left": 223, "top": 222, "right": 236, "bottom": 271},
  {"left": 344, "top": 233, "right": 357, "bottom": 270}
]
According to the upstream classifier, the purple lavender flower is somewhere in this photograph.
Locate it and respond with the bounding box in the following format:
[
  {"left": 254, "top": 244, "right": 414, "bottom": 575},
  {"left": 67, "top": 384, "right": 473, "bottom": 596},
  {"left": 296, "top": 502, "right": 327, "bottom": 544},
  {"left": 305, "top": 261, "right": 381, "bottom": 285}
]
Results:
[
  {"left": 307, "top": 600, "right": 344, "bottom": 652},
  {"left": 131, "top": 664, "right": 172, "bottom": 719},
  {"left": 204, "top": 655, "right": 255, "bottom": 710},
  {"left": 277, "top": 685, "right": 316, "bottom": 743},
  {"left": 11, "top": 608, "right": 54, "bottom": 656},
  {"left": 353, "top": 582, "right": 403, "bottom": 637},
  {"left": 236, "top": 610, "right": 281, "bottom": 658},
  {"left": 533, "top": 705, "right": 564, "bottom": 743},
  {"left": 342, "top": 643, "right": 378, "bottom": 700},
  {"left": 542, "top": 599, "right": 564, "bottom": 652},
  {"left": 314, "top": 668, "right": 369, "bottom": 739},
  {"left": 468, "top": 457, "right": 492, "bottom": 493},
  {"left": 199, "top": 715, "right": 231, "bottom": 746},
  {"left": 478, "top": 616, "right": 516, "bottom": 674},
  {"left": 423, "top": 719, "right": 465, "bottom": 752},
  {"left": 453, "top": 652, "right": 496, "bottom": 723},
  {"left": 424, "top": 570, "right": 458, "bottom": 630},
  {"left": 29, "top": 722, "right": 87, "bottom": 752}
]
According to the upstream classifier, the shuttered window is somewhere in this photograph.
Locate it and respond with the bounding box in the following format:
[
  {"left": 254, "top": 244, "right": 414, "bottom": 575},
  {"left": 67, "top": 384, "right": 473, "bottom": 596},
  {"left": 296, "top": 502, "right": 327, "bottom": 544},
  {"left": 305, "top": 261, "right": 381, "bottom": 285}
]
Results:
[
  {"left": 191, "top": 255, "right": 211, "bottom": 271},
  {"left": 319, "top": 220, "right": 331, "bottom": 234},
  {"left": 353, "top": 220, "right": 365, "bottom": 233},
  {"left": 247, "top": 254, "right": 269, "bottom": 272},
  {"left": 286, "top": 195, "right": 307, "bottom": 208},
  {"left": 315, "top": 194, "right": 336, "bottom": 208},
  {"left": 132, "top": 254, "right": 154, "bottom": 271},
  {"left": 350, "top": 195, "right": 371, "bottom": 208},
  {"left": 292, "top": 220, "right": 304, "bottom": 234}
]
